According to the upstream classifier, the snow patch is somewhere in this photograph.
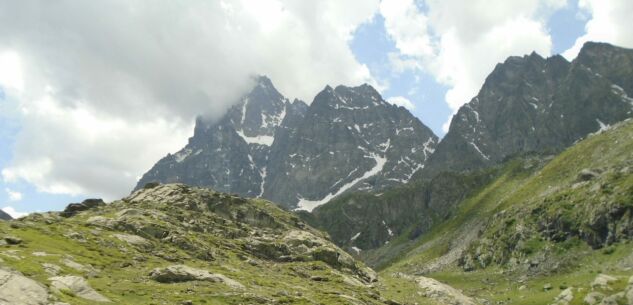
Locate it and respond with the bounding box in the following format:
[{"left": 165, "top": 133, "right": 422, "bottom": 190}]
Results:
[
  {"left": 382, "top": 220, "right": 394, "bottom": 237},
  {"left": 174, "top": 148, "right": 192, "bottom": 163},
  {"left": 611, "top": 84, "right": 633, "bottom": 105},
  {"left": 240, "top": 98, "right": 249, "bottom": 126},
  {"left": 257, "top": 167, "right": 267, "bottom": 198},
  {"left": 247, "top": 154, "right": 256, "bottom": 169},
  {"left": 469, "top": 141, "right": 490, "bottom": 161},
  {"left": 350, "top": 232, "right": 361, "bottom": 241},
  {"left": 271, "top": 103, "right": 287, "bottom": 127},
  {"left": 236, "top": 130, "right": 275, "bottom": 146},
  {"left": 596, "top": 119, "right": 611, "bottom": 133},
  {"left": 379, "top": 138, "right": 391, "bottom": 153},
  {"left": 296, "top": 153, "right": 387, "bottom": 212}
]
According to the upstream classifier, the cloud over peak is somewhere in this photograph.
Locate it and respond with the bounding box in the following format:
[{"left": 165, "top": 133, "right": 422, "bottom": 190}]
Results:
[{"left": 0, "top": 0, "right": 380, "bottom": 200}]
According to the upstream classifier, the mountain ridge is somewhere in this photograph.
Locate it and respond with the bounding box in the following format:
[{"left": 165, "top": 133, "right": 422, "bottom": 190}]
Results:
[
  {"left": 136, "top": 76, "right": 438, "bottom": 211},
  {"left": 304, "top": 41, "right": 633, "bottom": 264},
  {"left": 418, "top": 41, "right": 633, "bottom": 180}
]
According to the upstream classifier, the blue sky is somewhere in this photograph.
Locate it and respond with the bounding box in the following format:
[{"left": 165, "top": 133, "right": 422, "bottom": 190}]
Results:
[
  {"left": 0, "top": 0, "right": 630, "bottom": 217},
  {"left": 350, "top": 14, "right": 453, "bottom": 136},
  {"left": 350, "top": 0, "right": 587, "bottom": 136}
]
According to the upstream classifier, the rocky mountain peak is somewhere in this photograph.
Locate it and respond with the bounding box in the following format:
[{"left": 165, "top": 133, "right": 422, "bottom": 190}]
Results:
[
  {"left": 313, "top": 83, "right": 387, "bottom": 111},
  {"left": 418, "top": 41, "right": 633, "bottom": 180},
  {"left": 575, "top": 42, "right": 633, "bottom": 95},
  {"left": 137, "top": 78, "right": 437, "bottom": 210}
]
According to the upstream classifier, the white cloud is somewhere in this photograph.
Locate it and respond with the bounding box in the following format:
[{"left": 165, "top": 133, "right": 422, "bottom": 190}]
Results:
[
  {"left": 380, "top": 0, "right": 566, "bottom": 129},
  {"left": 2, "top": 93, "right": 192, "bottom": 200},
  {"left": 379, "top": 0, "right": 434, "bottom": 58},
  {"left": 1, "top": 206, "right": 28, "bottom": 219},
  {"left": 0, "top": 1, "right": 381, "bottom": 200},
  {"left": 563, "top": 0, "right": 633, "bottom": 59},
  {"left": 0, "top": 51, "right": 23, "bottom": 93},
  {"left": 4, "top": 188, "right": 22, "bottom": 201},
  {"left": 386, "top": 96, "right": 416, "bottom": 110}
]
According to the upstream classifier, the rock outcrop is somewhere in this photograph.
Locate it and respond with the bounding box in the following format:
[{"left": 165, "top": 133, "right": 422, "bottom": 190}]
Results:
[
  {"left": 0, "top": 268, "right": 49, "bottom": 305},
  {"left": 49, "top": 276, "right": 111, "bottom": 303},
  {"left": 149, "top": 265, "right": 244, "bottom": 289}
]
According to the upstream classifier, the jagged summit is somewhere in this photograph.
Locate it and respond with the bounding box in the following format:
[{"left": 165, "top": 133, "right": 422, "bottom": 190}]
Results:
[
  {"left": 311, "top": 83, "right": 389, "bottom": 112},
  {"left": 136, "top": 76, "right": 437, "bottom": 210},
  {"left": 418, "top": 41, "right": 633, "bottom": 179}
]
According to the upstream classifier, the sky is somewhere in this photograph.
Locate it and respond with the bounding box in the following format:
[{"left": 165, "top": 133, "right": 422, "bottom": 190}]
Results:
[{"left": 0, "top": 0, "right": 632, "bottom": 217}]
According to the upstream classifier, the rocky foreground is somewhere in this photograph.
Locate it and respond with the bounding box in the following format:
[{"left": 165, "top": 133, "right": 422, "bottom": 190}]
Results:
[{"left": 1, "top": 183, "right": 465, "bottom": 305}]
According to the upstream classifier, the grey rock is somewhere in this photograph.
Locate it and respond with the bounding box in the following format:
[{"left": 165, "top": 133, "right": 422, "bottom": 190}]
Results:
[
  {"left": 3, "top": 235, "right": 22, "bottom": 245},
  {"left": 42, "top": 263, "right": 61, "bottom": 276},
  {"left": 599, "top": 293, "right": 624, "bottom": 305},
  {"left": 592, "top": 274, "right": 617, "bottom": 289},
  {"left": 577, "top": 169, "right": 599, "bottom": 181},
  {"left": 0, "top": 268, "right": 49, "bottom": 305},
  {"left": 584, "top": 292, "right": 605, "bottom": 305},
  {"left": 49, "top": 275, "right": 111, "bottom": 302},
  {"left": 551, "top": 287, "right": 573, "bottom": 305},
  {"left": 149, "top": 265, "right": 244, "bottom": 289},
  {"left": 85, "top": 216, "right": 115, "bottom": 229},
  {"left": 112, "top": 233, "right": 151, "bottom": 248},
  {"left": 60, "top": 199, "right": 105, "bottom": 217}
]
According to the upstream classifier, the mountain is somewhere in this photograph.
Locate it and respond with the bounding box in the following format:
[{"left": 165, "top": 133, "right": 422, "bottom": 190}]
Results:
[
  {"left": 420, "top": 42, "right": 633, "bottom": 179},
  {"left": 265, "top": 84, "right": 437, "bottom": 209},
  {"left": 136, "top": 76, "right": 299, "bottom": 199},
  {"left": 136, "top": 76, "right": 437, "bottom": 210},
  {"left": 302, "top": 164, "right": 497, "bottom": 265},
  {"left": 3, "top": 119, "right": 630, "bottom": 305},
  {"left": 378, "top": 118, "right": 633, "bottom": 304},
  {"left": 304, "top": 42, "right": 633, "bottom": 262},
  {"left": 0, "top": 209, "right": 12, "bottom": 220},
  {"left": 0, "top": 183, "right": 460, "bottom": 305}
]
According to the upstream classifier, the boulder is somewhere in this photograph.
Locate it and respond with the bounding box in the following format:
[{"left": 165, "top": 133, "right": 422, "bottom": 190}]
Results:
[
  {"left": 149, "top": 265, "right": 244, "bottom": 289},
  {"left": 3, "top": 235, "right": 22, "bottom": 245},
  {"left": 86, "top": 216, "right": 116, "bottom": 228},
  {"left": 577, "top": 169, "right": 599, "bottom": 182},
  {"left": 49, "top": 275, "right": 111, "bottom": 302},
  {"left": 113, "top": 233, "right": 151, "bottom": 248},
  {"left": 551, "top": 287, "right": 573, "bottom": 305},
  {"left": 584, "top": 292, "right": 605, "bottom": 305},
  {"left": 61, "top": 199, "right": 105, "bottom": 217},
  {"left": 0, "top": 268, "right": 49, "bottom": 305},
  {"left": 599, "top": 293, "right": 624, "bottom": 305},
  {"left": 591, "top": 274, "right": 617, "bottom": 289},
  {"left": 142, "top": 182, "right": 160, "bottom": 189},
  {"left": 42, "top": 263, "right": 61, "bottom": 276},
  {"left": 415, "top": 275, "right": 476, "bottom": 305}
]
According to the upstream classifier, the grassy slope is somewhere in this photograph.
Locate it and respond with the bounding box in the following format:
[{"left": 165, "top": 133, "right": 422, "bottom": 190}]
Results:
[
  {"left": 0, "top": 190, "right": 381, "bottom": 305},
  {"left": 379, "top": 119, "right": 633, "bottom": 304}
]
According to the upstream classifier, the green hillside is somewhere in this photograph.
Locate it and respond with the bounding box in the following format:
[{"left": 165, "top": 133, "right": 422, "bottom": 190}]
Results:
[
  {"left": 379, "top": 118, "right": 633, "bottom": 304},
  {"left": 0, "top": 184, "right": 430, "bottom": 305}
]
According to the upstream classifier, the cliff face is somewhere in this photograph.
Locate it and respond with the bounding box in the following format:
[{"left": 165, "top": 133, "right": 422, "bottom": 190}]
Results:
[{"left": 420, "top": 42, "right": 633, "bottom": 179}]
